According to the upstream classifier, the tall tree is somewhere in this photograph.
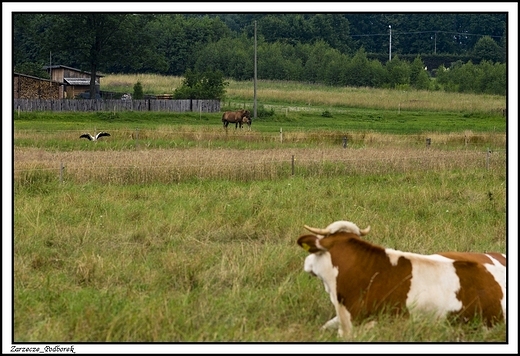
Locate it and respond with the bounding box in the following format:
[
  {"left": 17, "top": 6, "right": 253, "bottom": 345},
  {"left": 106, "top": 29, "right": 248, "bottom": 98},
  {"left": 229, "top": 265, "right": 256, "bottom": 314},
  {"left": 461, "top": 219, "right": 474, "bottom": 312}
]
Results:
[
  {"left": 309, "top": 14, "right": 353, "bottom": 54},
  {"left": 473, "top": 36, "right": 503, "bottom": 63},
  {"left": 43, "top": 14, "right": 133, "bottom": 99},
  {"left": 13, "top": 13, "right": 53, "bottom": 66}
]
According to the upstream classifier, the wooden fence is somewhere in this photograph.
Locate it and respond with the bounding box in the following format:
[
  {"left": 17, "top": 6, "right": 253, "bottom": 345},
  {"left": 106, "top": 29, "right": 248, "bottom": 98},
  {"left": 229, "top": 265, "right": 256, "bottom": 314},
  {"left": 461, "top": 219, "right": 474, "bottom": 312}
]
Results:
[{"left": 13, "top": 99, "right": 221, "bottom": 113}]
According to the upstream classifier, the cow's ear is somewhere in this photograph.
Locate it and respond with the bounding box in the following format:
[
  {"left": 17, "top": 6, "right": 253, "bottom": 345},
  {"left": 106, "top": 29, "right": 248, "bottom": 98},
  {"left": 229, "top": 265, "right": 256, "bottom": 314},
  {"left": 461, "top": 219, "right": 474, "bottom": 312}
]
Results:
[{"left": 297, "top": 235, "right": 324, "bottom": 253}]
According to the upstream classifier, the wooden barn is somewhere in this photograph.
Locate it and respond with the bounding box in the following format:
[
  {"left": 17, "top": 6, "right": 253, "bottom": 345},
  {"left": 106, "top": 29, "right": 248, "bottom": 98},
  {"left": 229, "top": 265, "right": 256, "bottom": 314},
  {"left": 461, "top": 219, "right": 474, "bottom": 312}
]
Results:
[
  {"left": 14, "top": 72, "right": 63, "bottom": 99},
  {"left": 43, "top": 65, "right": 104, "bottom": 99}
]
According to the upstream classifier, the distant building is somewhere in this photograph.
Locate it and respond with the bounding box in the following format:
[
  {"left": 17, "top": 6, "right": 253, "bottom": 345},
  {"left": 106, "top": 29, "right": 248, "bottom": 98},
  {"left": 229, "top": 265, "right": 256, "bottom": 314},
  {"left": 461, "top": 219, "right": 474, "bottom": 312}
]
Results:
[{"left": 43, "top": 65, "right": 104, "bottom": 99}]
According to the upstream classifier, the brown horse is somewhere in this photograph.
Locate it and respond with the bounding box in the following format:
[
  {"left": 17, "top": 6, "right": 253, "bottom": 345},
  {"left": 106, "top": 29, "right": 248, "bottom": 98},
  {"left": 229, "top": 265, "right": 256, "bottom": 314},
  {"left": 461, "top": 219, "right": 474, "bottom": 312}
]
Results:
[{"left": 222, "top": 110, "right": 251, "bottom": 129}]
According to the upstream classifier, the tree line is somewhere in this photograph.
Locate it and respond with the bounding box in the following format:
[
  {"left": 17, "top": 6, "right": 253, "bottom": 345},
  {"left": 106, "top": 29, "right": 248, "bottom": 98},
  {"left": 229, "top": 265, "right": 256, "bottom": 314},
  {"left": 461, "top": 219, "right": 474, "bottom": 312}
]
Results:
[{"left": 13, "top": 13, "right": 507, "bottom": 97}]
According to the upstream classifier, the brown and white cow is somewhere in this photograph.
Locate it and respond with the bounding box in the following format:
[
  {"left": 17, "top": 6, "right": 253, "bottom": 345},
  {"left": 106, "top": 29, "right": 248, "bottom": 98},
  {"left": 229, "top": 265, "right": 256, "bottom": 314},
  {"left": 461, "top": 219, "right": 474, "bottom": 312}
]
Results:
[{"left": 298, "top": 221, "right": 506, "bottom": 338}]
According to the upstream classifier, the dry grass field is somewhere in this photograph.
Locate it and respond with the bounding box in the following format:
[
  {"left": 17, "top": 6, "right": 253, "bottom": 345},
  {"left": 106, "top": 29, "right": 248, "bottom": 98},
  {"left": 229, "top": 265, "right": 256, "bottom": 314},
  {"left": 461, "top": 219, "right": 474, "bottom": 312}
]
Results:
[{"left": 15, "top": 145, "right": 506, "bottom": 185}]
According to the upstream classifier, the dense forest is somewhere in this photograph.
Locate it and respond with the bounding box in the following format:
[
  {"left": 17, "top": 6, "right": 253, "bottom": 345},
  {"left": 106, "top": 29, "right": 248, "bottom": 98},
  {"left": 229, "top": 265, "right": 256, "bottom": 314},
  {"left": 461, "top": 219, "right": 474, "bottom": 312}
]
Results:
[{"left": 13, "top": 13, "right": 508, "bottom": 95}]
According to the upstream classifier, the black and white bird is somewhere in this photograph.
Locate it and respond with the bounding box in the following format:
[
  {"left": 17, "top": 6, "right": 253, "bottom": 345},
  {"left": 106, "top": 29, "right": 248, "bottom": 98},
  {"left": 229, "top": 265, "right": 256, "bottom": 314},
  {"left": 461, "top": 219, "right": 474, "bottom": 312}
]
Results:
[{"left": 80, "top": 132, "right": 111, "bottom": 141}]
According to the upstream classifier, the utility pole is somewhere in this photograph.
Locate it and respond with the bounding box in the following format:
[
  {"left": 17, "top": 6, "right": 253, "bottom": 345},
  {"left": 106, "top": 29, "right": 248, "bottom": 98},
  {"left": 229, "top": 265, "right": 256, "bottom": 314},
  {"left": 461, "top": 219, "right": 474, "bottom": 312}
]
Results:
[
  {"left": 388, "top": 25, "right": 392, "bottom": 61},
  {"left": 254, "top": 20, "right": 257, "bottom": 120}
]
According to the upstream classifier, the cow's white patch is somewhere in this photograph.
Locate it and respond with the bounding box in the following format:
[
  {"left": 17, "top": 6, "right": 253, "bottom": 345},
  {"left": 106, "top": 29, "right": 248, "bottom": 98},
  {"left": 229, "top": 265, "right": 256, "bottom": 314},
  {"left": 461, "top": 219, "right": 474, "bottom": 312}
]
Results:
[
  {"left": 483, "top": 255, "right": 507, "bottom": 286},
  {"left": 483, "top": 261, "right": 507, "bottom": 320},
  {"left": 383, "top": 249, "right": 463, "bottom": 317},
  {"left": 483, "top": 255, "right": 507, "bottom": 318},
  {"left": 304, "top": 252, "right": 352, "bottom": 336},
  {"left": 304, "top": 253, "right": 337, "bottom": 295}
]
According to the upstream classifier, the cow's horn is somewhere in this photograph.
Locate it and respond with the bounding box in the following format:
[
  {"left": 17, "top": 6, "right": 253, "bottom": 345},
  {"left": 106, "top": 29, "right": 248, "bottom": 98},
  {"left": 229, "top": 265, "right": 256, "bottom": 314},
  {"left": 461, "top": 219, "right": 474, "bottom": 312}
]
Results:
[
  {"left": 304, "top": 225, "right": 330, "bottom": 235},
  {"left": 359, "top": 226, "right": 371, "bottom": 236}
]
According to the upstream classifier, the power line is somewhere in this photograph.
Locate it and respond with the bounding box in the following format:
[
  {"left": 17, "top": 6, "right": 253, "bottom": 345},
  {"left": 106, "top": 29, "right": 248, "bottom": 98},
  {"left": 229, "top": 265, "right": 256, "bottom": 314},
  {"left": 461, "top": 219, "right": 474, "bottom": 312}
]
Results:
[{"left": 351, "top": 30, "right": 503, "bottom": 39}]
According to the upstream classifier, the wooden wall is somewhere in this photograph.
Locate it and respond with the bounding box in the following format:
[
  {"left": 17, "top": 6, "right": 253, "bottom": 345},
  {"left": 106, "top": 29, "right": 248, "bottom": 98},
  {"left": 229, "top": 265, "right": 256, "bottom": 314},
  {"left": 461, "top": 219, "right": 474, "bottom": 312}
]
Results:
[{"left": 14, "top": 75, "right": 61, "bottom": 99}]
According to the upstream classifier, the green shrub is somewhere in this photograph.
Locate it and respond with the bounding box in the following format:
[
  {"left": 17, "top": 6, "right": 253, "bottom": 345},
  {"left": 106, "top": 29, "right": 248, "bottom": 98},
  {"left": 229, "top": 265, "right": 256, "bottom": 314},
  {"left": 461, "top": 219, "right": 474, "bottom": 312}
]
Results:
[
  {"left": 133, "top": 81, "right": 144, "bottom": 100},
  {"left": 321, "top": 110, "right": 333, "bottom": 118},
  {"left": 256, "top": 105, "right": 275, "bottom": 118}
]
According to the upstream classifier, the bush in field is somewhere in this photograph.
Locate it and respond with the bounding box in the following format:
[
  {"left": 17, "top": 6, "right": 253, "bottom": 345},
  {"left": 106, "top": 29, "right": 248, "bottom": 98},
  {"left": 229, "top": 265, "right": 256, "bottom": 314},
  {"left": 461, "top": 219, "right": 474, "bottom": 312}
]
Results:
[
  {"left": 410, "top": 56, "right": 431, "bottom": 90},
  {"left": 436, "top": 60, "right": 506, "bottom": 96},
  {"left": 476, "top": 60, "right": 507, "bottom": 95},
  {"left": 342, "top": 48, "right": 372, "bottom": 87},
  {"left": 321, "top": 110, "right": 333, "bottom": 118},
  {"left": 256, "top": 104, "right": 275, "bottom": 118},
  {"left": 385, "top": 56, "right": 411, "bottom": 88},
  {"left": 173, "top": 69, "right": 229, "bottom": 100},
  {"left": 133, "top": 81, "right": 144, "bottom": 99}
]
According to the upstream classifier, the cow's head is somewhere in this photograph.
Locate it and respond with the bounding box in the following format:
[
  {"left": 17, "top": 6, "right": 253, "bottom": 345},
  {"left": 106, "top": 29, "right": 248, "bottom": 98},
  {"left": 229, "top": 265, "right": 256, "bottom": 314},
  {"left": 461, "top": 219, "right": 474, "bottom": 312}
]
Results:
[{"left": 297, "top": 229, "right": 359, "bottom": 338}]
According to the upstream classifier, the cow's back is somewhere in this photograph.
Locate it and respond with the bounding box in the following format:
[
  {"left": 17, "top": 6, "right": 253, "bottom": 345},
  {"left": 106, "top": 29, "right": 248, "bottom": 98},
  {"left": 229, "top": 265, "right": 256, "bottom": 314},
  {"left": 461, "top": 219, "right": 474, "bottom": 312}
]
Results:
[{"left": 438, "top": 251, "right": 506, "bottom": 267}]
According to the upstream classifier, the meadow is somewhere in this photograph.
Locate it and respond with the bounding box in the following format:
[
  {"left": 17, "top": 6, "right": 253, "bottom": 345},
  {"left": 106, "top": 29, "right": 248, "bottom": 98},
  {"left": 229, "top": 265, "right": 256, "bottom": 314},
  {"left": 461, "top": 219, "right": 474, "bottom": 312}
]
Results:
[
  {"left": 11, "top": 77, "right": 509, "bottom": 349},
  {"left": 101, "top": 73, "right": 506, "bottom": 114}
]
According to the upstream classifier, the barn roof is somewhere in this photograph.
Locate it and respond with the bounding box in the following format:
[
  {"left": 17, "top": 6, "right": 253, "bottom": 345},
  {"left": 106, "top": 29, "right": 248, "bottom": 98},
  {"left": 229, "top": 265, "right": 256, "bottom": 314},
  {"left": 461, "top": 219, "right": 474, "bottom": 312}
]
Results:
[
  {"left": 64, "top": 78, "right": 99, "bottom": 86},
  {"left": 13, "top": 72, "right": 62, "bottom": 84},
  {"left": 43, "top": 65, "right": 105, "bottom": 77}
]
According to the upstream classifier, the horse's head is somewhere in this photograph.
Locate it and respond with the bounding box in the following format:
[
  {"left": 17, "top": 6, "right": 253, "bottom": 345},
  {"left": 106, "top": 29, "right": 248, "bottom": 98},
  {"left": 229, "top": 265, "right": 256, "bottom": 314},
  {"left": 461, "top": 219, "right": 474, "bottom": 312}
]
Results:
[
  {"left": 241, "top": 110, "right": 251, "bottom": 119},
  {"left": 242, "top": 115, "right": 252, "bottom": 127},
  {"left": 242, "top": 110, "right": 251, "bottom": 126}
]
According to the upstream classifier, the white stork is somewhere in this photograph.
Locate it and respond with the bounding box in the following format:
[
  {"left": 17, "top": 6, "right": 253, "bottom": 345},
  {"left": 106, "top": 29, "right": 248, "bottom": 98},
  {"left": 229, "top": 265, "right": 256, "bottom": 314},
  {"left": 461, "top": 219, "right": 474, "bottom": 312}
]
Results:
[{"left": 80, "top": 132, "right": 111, "bottom": 141}]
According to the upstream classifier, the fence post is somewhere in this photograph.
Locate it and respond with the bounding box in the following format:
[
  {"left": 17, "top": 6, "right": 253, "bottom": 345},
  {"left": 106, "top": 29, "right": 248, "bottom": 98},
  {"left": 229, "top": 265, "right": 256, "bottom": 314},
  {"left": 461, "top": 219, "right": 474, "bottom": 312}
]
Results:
[
  {"left": 280, "top": 128, "right": 283, "bottom": 143},
  {"left": 343, "top": 136, "right": 347, "bottom": 148},
  {"left": 291, "top": 155, "right": 295, "bottom": 176},
  {"left": 486, "top": 148, "right": 491, "bottom": 170},
  {"left": 60, "top": 161, "right": 64, "bottom": 183}
]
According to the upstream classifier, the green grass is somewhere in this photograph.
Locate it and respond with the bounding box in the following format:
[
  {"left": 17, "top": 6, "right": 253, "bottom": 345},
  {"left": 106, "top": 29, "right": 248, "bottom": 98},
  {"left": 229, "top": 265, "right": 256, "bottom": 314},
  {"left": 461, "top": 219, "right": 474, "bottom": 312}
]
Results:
[
  {"left": 11, "top": 82, "right": 509, "bottom": 346},
  {"left": 13, "top": 108, "right": 506, "bottom": 139},
  {"left": 13, "top": 163, "right": 507, "bottom": 343}
]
